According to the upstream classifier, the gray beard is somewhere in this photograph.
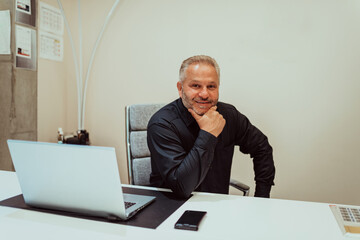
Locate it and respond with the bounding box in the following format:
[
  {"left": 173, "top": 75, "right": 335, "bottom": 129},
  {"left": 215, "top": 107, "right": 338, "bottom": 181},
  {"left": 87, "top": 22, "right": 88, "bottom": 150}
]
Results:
[{"left": 181, "top": 88, "right": 217, "bottom": 116}]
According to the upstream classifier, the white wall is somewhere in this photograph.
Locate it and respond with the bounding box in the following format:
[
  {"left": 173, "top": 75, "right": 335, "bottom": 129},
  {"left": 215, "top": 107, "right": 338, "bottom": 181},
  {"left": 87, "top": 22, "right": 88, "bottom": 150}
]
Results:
[{"left": 38, "top": 0, "right": 360, "bottom": 205}]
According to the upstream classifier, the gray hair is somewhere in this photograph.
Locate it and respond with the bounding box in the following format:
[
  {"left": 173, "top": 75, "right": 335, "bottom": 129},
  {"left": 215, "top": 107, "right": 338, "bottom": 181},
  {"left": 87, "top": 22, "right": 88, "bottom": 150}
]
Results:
[{"left": 179, "top": 55, "right": 220, "bottom": 83}]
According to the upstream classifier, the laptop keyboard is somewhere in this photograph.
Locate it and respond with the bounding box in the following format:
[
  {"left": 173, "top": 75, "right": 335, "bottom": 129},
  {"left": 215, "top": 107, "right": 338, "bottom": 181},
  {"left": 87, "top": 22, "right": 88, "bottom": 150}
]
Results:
[
  {"left": 340, "top": 207, "right": 360, "bottom": 223},
  {"left": 125, "top": 201, "right": 136, "bottom": 209}
]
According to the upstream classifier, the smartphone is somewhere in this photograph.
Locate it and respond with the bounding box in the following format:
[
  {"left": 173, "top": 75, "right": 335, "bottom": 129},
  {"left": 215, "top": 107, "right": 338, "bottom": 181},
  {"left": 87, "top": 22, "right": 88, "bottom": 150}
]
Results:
[{"left": 174, "top": 210, "right": 207, "bottom": 231}]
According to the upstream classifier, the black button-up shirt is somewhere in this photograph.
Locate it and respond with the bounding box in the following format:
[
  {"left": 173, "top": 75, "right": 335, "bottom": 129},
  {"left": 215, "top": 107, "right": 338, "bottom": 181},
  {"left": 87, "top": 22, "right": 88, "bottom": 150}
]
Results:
[{"left": 147, "top": 98, "right": 275, "bottom": 198}]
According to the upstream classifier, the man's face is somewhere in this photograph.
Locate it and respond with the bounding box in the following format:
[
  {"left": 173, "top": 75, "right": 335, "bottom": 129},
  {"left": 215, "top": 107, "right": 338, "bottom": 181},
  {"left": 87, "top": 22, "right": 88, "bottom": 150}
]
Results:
[{"left": 177, "top": 63, "right": 219, "bottom": 116}]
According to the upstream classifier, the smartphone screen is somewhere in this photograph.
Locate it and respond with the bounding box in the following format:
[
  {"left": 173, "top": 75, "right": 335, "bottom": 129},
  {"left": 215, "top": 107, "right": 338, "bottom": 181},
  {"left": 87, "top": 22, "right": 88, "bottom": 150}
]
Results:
[{"left": 174, "top": 210, "right": 207, "bottom": 231}]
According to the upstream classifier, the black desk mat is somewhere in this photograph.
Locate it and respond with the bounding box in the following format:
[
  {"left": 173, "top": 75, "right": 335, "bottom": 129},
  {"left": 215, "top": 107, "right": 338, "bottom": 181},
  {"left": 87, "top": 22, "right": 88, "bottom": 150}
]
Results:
[{"left": 0, "top": 187, "right": 189, "bottom": 229}]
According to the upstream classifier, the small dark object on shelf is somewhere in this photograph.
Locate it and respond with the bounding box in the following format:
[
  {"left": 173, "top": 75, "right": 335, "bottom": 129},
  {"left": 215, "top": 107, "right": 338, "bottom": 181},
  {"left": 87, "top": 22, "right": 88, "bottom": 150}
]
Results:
[{"left": 64, "top": 130, "right": 90, "bottom": 145}]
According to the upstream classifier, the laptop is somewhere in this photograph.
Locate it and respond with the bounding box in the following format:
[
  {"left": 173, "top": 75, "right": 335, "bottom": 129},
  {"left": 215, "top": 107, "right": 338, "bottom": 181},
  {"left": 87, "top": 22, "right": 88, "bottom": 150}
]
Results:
[
  {"left": 330, "top": 205, "right": 360, "bottom": 238},
  {"left": 7, "top": 139, "right": 155, "bottom": 220}
]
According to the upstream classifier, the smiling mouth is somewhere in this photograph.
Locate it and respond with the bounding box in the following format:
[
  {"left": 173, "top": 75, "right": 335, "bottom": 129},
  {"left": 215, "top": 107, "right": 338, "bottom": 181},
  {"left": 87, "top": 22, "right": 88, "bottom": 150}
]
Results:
[
  {"left": 194, "top": 101, "right": 212, "bottom": 109},
  {"left": 195, "top": 101, "right": 211, "bottom": 105},
  {"left": 196, "top": 102, "right": 211, "bottom": 108}
]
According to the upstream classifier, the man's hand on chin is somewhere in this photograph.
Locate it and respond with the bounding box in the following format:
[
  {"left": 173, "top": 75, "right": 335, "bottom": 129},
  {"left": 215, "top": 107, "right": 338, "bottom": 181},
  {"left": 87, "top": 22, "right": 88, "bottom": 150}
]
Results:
[{"left": 188, "top": 106, "right": 226, "bottom": 137}]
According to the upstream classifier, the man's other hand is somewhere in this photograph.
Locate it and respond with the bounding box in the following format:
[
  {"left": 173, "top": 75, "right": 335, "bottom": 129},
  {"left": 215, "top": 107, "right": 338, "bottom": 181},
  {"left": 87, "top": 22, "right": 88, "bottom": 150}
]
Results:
[{"left": 188, "top": 106, "right": 226, "bottom": 137}]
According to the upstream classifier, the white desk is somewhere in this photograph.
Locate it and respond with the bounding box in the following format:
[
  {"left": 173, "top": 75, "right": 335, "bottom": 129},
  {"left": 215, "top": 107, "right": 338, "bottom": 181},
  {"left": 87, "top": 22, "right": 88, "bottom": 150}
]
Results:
[{"left": 0, "top": 170, "right": 350, "bottom": 240}]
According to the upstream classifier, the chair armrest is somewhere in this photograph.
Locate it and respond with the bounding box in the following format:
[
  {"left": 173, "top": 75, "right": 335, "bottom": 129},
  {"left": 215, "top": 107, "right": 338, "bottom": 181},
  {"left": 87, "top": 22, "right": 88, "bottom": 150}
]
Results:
[{"left": 229, "top": 179, "right": 250, "bottom": 196}]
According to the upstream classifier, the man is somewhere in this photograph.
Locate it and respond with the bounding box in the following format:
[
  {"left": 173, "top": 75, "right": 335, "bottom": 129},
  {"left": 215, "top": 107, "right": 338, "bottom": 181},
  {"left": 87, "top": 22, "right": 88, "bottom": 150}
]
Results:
[{"left": 147, "top": 55, "right": 275, "bottom": 198}]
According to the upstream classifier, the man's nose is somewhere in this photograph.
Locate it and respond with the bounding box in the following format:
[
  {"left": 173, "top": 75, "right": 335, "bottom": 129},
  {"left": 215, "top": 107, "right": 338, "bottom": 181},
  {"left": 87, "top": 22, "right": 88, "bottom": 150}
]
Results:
[{"left": 198, "top": 87, "right": 209, "bottom": 99}]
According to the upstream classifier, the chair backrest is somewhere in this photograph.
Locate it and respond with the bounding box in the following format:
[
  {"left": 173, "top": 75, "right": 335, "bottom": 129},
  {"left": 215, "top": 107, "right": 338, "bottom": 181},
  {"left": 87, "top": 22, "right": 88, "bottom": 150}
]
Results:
[{"left": 125, "top": 104, "right": 165, "bottom": 185}]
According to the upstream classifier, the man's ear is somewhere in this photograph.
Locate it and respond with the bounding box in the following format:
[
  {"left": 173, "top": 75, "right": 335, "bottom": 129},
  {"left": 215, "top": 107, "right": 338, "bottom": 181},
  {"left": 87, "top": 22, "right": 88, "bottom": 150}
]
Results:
[{"left": 177, "top": 81, "right": 183, "bottom": 98}]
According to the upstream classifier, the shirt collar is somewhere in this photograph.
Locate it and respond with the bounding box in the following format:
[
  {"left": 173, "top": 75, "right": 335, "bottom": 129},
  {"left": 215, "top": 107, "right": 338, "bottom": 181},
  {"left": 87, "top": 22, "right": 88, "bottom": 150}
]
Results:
[{"left": 176, "top": 98, "right": 196, "bottom": 127}]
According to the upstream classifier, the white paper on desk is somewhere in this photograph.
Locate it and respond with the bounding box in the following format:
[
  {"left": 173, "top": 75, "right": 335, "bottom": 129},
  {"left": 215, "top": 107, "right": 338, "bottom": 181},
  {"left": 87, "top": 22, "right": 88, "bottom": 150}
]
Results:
[
  {"left": 39, "top": 1, "right": 64, "bottom": 36},
  {"left": 39, "top": 30, "right": 63, "bottom": 61},
  {"left": 16, "top": 25, "right": 32, "bottom": 59},
  {"left": 16, "top": 0, "right": 31, "bottom": 15},
  {"left": 0, "top": 10, "right": 11, "bottom": 55}
]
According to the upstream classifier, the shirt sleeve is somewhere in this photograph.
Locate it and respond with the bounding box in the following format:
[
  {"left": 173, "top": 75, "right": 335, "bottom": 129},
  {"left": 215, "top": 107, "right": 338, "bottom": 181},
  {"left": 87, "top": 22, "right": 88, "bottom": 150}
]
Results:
[
  {"left": 234, "top": 111, "right": 275, "bottom": 198},
  {"left": 147, "top": 123, "right": 218, "bottom": 198}
]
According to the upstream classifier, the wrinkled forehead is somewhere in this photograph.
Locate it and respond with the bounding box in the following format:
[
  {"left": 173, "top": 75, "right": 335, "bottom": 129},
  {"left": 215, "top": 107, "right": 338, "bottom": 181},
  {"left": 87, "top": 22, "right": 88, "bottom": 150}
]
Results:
[{"left": 183, "top": 63, "right": 220, "bottom": 84}]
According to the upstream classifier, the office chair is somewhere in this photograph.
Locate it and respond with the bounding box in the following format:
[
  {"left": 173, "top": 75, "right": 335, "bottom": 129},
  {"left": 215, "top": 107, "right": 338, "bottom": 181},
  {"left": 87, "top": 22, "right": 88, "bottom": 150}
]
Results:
[{"left": 125, "top": 104, "right": 250, "bottom": 196}]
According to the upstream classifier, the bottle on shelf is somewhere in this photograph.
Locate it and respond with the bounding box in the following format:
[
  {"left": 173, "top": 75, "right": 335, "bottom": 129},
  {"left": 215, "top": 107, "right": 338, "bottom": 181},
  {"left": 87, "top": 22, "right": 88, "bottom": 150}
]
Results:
[{"left": 57, "top": 128, "right": 64, "bottom": 144}]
